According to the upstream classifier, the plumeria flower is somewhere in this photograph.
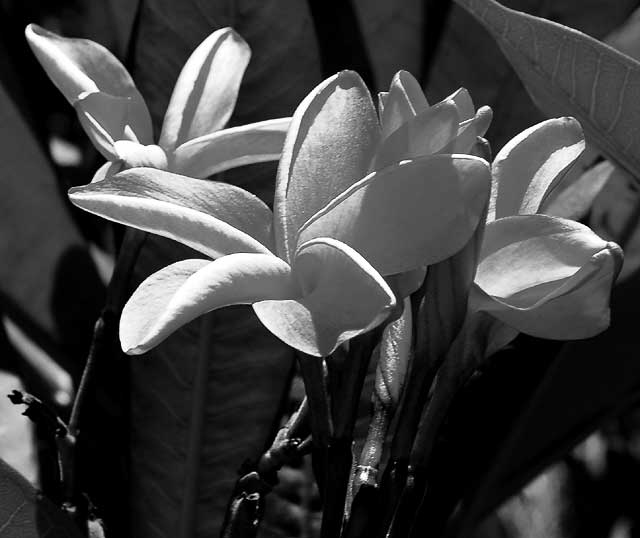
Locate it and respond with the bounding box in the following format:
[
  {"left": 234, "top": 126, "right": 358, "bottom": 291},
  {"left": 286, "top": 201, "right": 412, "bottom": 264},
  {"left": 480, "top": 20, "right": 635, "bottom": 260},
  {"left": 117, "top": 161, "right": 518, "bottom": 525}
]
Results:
[
  {"left": 68, "top": 71, "right": 491, "bottom": 357},
  {"left": 25, "top": 24, "right": 290, "bottom": 181},
  {"left": 373, "top": 70, "right": 493, "bottom": 171},
  {"left": 469, "top": 117, "right": 623, "bottom": 341}
]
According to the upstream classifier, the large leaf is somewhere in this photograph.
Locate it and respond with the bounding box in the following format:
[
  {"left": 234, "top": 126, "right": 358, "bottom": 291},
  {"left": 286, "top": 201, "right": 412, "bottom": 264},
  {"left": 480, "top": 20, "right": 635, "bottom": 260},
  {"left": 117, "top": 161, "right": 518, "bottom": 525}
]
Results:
[
  {"left": 453, "top": 0, "right": 640, "bottom": 179},
  {"left": 0, "top": 371, "right": 38, "bottom": 484},
  {"left": 0, "top": 76, "right": 105, "bottom": 371},
  {"left": 127, "top": 2, "right": 322, "bottom": 537},
  {"left": 0, "top": 457, "right": 83, "bottom": 538},
  {"left": 426, "top": 0, "right": 636, "bottom": 152},
  {"left": 352, "top": 0, "right": 424, "bottom": 90},
  {"left": 418, "top": 2, "right": 640, "bottom": 532}
]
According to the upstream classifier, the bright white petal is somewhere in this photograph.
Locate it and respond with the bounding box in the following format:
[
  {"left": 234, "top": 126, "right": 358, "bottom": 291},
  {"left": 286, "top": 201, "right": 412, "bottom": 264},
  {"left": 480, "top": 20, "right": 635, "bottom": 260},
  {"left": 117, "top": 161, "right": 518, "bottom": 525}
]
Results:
[
  {"left": 471, "top": 215, "right": 622, "bottom": 339},
  {"left": 113, "top": 141, "right": 168, "bottom": 169},
  {"left": 489, "top": 117, "right": 585, "bottom": 221},
  {"left": 443, "top": 87, "right": 475, "bottom": 122},
  {"left": 380, "top": 70, "right": 428, "bottom": 138},
  {"left": 25, "top": 24, "right": 152, "bottom": 143},
  {"left": 298, "top": 155, "right": 491, "bottom": 275},
  {"left": 254, "top": 237, "right": 396, "bottom": 356},
  {"left": 441, "top": 106, "right": 493, "bottom": 154},
  {"left": 159, "top": 28, "right": 250, "bottom": 149},
  {"left": 69, "top": 168, "right": 274, "bottom": 257},
  {"left": 274, "top": 70, "right": 379, "bottom": 261},
  {"left": 373, "top": 99, "right": 459, "bottom": 169},
  {"left": 173, "top": 118, "right": 291, "bottom": 178},
  {"left": 121, "top": 255, "right": 296, "bottom": 354}
]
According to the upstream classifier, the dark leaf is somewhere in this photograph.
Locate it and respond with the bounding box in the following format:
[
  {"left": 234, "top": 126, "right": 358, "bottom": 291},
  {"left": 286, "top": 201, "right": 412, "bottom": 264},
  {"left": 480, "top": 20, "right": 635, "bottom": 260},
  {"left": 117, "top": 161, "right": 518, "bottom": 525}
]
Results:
[
  {"left": 0, "top": 73, "right": 104, "bottom": 375},
  {"left": 453, "top": 0, "right": 640, "bottom": 179},
  {"left": 127, "top": 2, "right": 322, "bottom": 536},
  {"left": 426, "top": 0, "right": 636, "bottom": 152},
  {"left": 0, "top": 457, "right": 83, "bottom": 538},
  {"left": 352, "top": 0, "right": 424, "bottom": 90}
]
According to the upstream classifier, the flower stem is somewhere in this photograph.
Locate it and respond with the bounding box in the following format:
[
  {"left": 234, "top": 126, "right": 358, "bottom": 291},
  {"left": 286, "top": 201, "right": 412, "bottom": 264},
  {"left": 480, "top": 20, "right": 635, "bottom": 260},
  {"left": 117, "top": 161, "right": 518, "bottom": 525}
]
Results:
[{"left": 63, "top": 228, "right": 147, "bottom": 532}]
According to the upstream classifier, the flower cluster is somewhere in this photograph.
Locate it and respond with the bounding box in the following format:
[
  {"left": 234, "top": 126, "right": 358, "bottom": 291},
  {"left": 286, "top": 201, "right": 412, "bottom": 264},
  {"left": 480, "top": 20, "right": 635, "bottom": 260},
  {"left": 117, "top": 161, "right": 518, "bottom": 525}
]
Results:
[{"left": 29, "top": 25, "right": 622, "bottom": 360}]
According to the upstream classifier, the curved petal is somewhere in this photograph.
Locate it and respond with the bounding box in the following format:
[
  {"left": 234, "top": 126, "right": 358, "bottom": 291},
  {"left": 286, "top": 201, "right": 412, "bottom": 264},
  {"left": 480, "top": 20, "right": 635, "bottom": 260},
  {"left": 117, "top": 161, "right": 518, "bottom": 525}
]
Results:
[
  {"left": 298, "top": 154, "right": 491, "bottom": 276},
  {"left": 120, "top": 255, "right": 296, "bottom": 354},
  {"left": 443, "top": 87, "right": 475, "bottom": 122},
  {"left": 441, "top": 106, "right": 493, "bottom": 154},
  {"left": 380, "top": 70, "right": 429, "bottom": 138},
  {"left": 274, "top": 70, "right": 379, "bottom": 261},
  {"left": 471, "top": 215, "right": 622, "bottom": 339},
  {"left": 172, "top": 118, "right": 291, "bottom": 178},
  {"left": 74, "top": 92, "right": 129, "bottom": 159},
  {"left": 90, "top": 160, "right": 123, "bottom": 183},
  {"left": 488, "top": 117, "right": 585, "bottom": 222},
  {"left": 69, "top": 168, "right": 274, "bottom": 257},
  {"left": 378, "top": 91, "right": 389, "bottom": 119},
  {"left": 253, "top": 237, "right": 396, "bottom": 357},
  {"left": 25, "top": 24, "right": 152, "bottom": 143},
  {"left": 373, "top": 99, "right": 460, "bottom": 169},
  {"left": 159, "top": 28, "right": 250, "bottom": 150}
]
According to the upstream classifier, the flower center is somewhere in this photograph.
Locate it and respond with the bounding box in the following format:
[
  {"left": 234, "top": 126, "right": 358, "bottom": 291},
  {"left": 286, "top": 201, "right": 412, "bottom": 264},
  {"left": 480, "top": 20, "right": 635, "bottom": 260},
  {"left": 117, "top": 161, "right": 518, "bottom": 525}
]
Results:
[{"left": 114, "top": 140, "right": 169, "bottom": 170}]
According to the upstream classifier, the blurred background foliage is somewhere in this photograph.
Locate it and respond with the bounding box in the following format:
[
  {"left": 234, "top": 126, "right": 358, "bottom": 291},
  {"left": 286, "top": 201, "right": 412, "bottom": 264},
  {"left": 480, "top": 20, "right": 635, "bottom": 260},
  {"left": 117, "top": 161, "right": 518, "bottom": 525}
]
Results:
[{"left": 1, "top": 0, "right": 640, "bottom": 537}]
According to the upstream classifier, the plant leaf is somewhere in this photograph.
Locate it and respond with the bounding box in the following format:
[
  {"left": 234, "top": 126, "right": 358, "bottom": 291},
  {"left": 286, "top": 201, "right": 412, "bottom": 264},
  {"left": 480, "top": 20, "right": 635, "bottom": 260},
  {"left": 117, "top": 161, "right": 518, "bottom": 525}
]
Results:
[
  {"left": 127, "top": 1, "right": 322, "bottom": 536},
  {"left": 453, "top": 0, "right": 640, "bottom": 179},
  {"left": 352, "top": 0, "right": 424, "bottom": 90},
  {"left": 0, "top": 457, "right": 83, "bottom": 537},
  {"left": 0, "top": 78, "right": 105, "bottom": 368}
]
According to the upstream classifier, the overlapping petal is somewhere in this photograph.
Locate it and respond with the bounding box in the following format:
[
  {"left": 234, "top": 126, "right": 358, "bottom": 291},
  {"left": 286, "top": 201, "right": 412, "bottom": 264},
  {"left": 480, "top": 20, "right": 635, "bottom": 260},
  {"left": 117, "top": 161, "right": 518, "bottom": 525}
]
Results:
[
  {"left": 488, "top": 117, "right": 585, "bottom": 221},
  {"left": 69, "top": 168, "right": 274, "bottom": 257},
  {"left": 274, "top": 70, "right": 379, "bottom": 261},
  {"left": 74, "top": 92, "right": 131, "bottom": 159},
  {"left": 159, "top": 28, "right": 251, "bottom": 150},
  {"left": 471, "top": 215, "right": 622, "bottom": 339},
  {"left": 254, "top": 238, "right": 396, "bottom": 356},
  {"left": 172, "top": 118, "right": 291, "bottom": 178},
  {"left": 379, "top": 70, "right": 429, "bottom": 138},
  {"left": 120, "top": 255, "right": 297, "bottom": 354},
  {"left": 25, "top": 24, "right": 153, "bottom": 144},
  {"left": 441, "top": 105, "right": 493, "bottom": 154},
  {"left": 373, "top": 100, "right": 460, "bottom": 169},
  {"left": 298, "top": 155, "right": 491, "bottom": 275}
]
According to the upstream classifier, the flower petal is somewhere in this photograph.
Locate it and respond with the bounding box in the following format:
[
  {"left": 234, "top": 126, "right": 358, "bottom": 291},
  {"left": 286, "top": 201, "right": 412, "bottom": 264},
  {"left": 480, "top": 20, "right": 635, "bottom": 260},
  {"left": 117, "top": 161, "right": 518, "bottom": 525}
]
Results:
[
  {"left": 113, "top": 141, "right": 168, "bottom": 169},
  {"left": 488, "top": 117, "right": 585, "bottom": 221},
  {"left": 444, "top": 87, "right": 475, "bottom": 122},
  {"left": 378, "top": 91, "right": 389, "bottom": 119},
  {"left": 441, "top": 106, "right": 493, "bottom": 154},
  {"left": 373, "top": 99, "right": 460, "bottom": 169},
  {"left": 69, "top": 168, "right": 274, "bottom": 257},
  {"left": 298, "top": 154, "right": 491, "bottom": 275},
  {"left": 253, "top": 237, "right": 396, "bottom": 356},
  {"left": 172, "top": 118, "right": 291, "bottom": 178},
  {"left": 471, "top": 214, "right": 622, "bottom": 339},
  {"left": 159, "top": 28, "right": 250, "bottom": 150},
  {"left": 25, "top": 24, "right": 152, "bottom": 143},
  {"left": 120, "top": 255, "right": 296, "bottom": 354},
  {"left": 90, "top": 160, "right": 123, "bottom": 183},
  {"left": 274, "top": 70, "right": 379, "bottom": 261},
  {"left": 380, "top": 71, "right": 429, "bottom": 138},
  {"left": 74, "top": 92, "right": 130, "bottom": 159}
]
